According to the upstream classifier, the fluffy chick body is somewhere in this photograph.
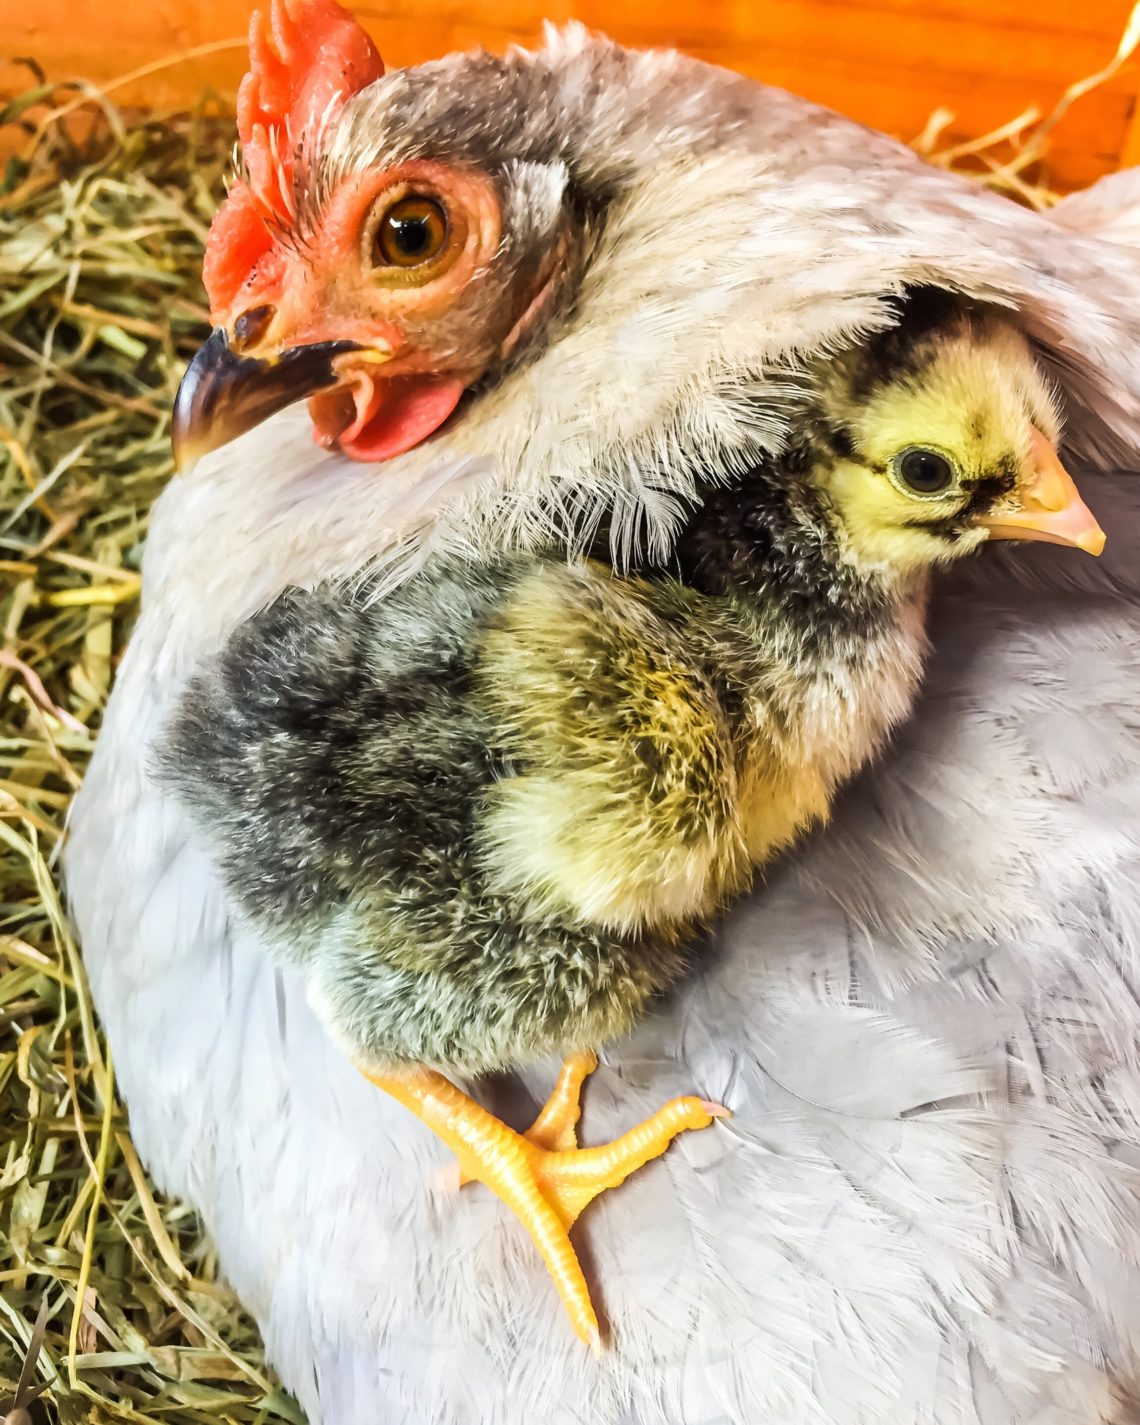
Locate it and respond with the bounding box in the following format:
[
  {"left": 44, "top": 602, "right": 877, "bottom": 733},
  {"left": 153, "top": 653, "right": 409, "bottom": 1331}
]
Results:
[
  {"left": 161, "top": 548, "right": 907, "bottom": 1077},
  {"left": 159, "top": 297, "right": 1066, "bottom": 1077},
  {"left": 163, "top": 562, "right": 688, "bottom": 1075}
]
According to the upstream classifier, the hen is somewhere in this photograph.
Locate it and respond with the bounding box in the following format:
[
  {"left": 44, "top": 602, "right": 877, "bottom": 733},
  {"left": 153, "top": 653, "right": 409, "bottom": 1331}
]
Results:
[{"left": 65, "top": 1, "right": 1140, "bottom": 1419}]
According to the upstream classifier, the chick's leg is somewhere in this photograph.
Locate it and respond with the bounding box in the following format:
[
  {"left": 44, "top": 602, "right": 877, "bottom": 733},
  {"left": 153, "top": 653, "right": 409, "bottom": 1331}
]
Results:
[{"left": 361, "top": 1060, "right": 723, "bottom": 1350}]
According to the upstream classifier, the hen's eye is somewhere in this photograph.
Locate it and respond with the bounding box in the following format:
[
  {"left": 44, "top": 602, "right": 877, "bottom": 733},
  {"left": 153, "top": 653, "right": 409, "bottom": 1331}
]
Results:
[
  {"left": 895, "top": 448, "right": 955, "bottom": 495},
  {"left": 374, "top": 196, "right": 449, "bottom": 268}
]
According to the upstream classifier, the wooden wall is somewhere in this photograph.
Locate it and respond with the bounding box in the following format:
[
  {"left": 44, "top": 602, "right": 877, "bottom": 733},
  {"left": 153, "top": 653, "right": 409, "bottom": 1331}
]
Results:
[{"left": 1, "top": 0, "right": 1138, "bottom": 192}]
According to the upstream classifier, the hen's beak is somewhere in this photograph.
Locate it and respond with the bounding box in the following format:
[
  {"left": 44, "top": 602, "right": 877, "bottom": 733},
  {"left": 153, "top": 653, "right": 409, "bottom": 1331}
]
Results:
[
  {"left": 171, "top": 328, "right": 365, "bottom": 472},
  {"left": 975, "top": 429, "right": 1105, "bottom": 555}
]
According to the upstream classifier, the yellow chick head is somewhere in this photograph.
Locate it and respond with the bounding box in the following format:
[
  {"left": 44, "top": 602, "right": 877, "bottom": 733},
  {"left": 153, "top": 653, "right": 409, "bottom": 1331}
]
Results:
[{"left": 810, "top": 293, "right": 1105, "bottom": 576}]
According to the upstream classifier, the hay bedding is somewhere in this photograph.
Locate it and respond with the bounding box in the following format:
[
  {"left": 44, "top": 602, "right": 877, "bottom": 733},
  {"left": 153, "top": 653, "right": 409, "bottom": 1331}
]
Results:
[
  {"left": 0, "top": 27, "right": 1133, "bottom": 1425},
  {"left": 0, "top": 74, "right": 304, "bottom": 1424}
]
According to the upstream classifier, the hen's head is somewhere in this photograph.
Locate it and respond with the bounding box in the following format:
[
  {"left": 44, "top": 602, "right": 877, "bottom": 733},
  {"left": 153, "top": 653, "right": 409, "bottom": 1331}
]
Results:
[{"left": 174, "top": 0, "right": 651, "bottom": 469}]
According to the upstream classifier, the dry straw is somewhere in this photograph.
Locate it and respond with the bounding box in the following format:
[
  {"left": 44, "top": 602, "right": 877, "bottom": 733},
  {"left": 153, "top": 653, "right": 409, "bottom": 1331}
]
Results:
[{"left": 0, "top": 13, "right": 1137, "bottom": 1422}]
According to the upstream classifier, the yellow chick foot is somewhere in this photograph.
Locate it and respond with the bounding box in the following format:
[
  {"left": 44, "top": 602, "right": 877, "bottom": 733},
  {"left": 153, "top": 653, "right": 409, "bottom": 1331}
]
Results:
[{"left": 361, "top": 1058, "right": 726, "bottom": 1350}]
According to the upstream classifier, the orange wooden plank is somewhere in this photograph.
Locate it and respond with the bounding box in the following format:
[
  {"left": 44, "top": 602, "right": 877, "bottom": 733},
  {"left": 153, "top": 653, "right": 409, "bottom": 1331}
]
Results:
[
  {"left": 796, "top": 0, "right": 1131, "bottom": 33},
  {"left": 1122, "top": 94, "right": 1140, "bottom": 167},
  {"left": 576, "top": 6, "right": 1121, "bottom": 85}
]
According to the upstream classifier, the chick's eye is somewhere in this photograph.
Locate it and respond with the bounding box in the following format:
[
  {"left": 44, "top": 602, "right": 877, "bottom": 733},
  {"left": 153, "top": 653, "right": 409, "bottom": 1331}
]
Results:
[
  {"left": 895, "top": 448, "right": 955, "bottom": 495},
  {"left": 374, "top": 196, "right": 449, "bottom": 268}
]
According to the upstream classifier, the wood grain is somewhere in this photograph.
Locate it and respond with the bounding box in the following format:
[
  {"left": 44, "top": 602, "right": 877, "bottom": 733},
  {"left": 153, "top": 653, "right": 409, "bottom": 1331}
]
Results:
[{"left": 1, "top": 0, "right": 1137, "bottom": 190}]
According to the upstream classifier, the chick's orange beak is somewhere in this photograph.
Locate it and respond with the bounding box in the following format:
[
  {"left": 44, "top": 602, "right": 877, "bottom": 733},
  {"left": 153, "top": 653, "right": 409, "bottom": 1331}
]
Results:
[{"left": 974, "top": 429, "right": 1105, "bottom": 556}]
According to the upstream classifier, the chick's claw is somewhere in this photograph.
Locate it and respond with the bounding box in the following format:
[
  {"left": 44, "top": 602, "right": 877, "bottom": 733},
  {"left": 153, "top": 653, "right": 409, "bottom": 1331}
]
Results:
[{"left": 361, "top": 1057, "right": 725, "bottom": 1349}]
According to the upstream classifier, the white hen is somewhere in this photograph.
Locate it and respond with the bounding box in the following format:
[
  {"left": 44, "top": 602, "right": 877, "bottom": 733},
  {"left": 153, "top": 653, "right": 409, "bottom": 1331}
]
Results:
[{"left": 66, "top": 8, "right": 1140, "bottom": 1422}]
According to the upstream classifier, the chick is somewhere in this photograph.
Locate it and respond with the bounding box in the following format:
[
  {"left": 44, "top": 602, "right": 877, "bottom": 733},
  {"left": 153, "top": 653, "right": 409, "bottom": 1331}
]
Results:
[{"left": 158, "top": 292, "right": 1103, "bottom": 1349}]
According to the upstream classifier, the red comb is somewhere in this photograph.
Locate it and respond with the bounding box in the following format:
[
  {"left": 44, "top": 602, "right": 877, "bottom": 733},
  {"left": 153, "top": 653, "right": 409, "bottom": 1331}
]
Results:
[{"left": 203, "top": 0, "right": 384, "bottom": 320}]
